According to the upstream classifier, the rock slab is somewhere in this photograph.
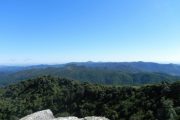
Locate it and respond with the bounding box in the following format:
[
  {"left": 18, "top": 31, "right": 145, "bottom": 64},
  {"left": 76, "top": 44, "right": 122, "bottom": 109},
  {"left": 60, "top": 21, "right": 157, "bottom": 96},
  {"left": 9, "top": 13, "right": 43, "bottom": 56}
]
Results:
[
  {"left": 20, "top": 110, "right": 109, "bottom": 120},
  {"left": 20, "top": 109, "right": 54, "bottom": 120}
]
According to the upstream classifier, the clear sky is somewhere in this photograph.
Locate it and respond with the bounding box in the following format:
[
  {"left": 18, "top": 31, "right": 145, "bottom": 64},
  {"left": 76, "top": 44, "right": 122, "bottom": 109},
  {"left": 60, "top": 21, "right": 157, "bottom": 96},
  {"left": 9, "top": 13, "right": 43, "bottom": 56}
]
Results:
[{"left": 0, "top": 0, "right": 180, "bottom": 65}]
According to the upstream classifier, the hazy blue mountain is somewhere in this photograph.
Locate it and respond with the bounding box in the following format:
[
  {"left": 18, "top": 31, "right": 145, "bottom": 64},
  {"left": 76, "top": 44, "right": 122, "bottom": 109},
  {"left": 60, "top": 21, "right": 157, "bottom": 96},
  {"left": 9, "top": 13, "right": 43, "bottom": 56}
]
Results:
[
  {"left": 0, "top": 64, "right": 65, "bottom": 73},
  {"left": 0, "top": 64, "right": 180, "bottom": 86},
  {"left": 1, "top": 62, "right": 180, "bottom": 75},
  {"left": 69, "top": 62, "right": 180, "bottom": 75},
  {"left": 1, "top": 62, "right": 180, "bottom": 86}
]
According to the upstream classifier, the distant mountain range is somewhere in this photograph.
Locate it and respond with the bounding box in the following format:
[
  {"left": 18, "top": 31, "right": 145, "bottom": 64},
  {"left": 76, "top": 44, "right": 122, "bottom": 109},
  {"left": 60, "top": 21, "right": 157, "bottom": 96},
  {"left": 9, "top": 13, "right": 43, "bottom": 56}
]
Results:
[
  {"left": 1, "top": 61, "right": 180, "bottom": 75},
  {"left": 0, "top": 62, "right": 180, "bottom": 86},
  {"left": 0, "top": 64, "right": 64, "bottom": 73},
  {"left": 69, "top": 61, "right": 180, "bottom": 75}
]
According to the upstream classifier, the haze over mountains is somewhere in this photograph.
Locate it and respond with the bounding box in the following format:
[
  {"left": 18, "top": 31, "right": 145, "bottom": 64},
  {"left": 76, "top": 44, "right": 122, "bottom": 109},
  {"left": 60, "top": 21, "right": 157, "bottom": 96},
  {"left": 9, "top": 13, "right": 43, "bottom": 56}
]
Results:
[
  {"left": 1, "top": 61, "right": 180, "bottom": 75},
  {"left": 0, "top": 62, "right": 180, "bottom": 86},
  {"left": 69, "top": 62, "right": 180, "bottom": 75}
]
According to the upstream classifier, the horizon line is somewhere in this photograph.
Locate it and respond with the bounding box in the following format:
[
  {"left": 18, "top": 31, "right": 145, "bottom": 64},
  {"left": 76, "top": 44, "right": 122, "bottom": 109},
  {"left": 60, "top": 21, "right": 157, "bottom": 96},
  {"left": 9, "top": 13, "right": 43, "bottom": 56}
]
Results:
[{"left": 0, "top": 61, "right": 180, "bottom": 66}]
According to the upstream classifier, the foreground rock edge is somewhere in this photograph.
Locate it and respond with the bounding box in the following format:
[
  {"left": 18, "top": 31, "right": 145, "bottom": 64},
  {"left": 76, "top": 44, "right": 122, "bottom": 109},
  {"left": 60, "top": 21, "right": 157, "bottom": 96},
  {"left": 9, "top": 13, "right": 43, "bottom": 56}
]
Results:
[{"left": 20, "top": 109, "right": 110, "bottom": 120}]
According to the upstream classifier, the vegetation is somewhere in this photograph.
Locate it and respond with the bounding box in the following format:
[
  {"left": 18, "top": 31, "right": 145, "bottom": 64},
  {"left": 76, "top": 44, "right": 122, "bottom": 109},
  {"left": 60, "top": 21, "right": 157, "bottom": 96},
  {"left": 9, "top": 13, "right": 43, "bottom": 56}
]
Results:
[
  {"left": 0, "top": 76, "right": 179, "bottom": 120},
  {"left": 0, "top": 65, "right": 180, "bottom": 86},
  {"left": 71, "top": 62, "right": 180, "bottom": 75}
]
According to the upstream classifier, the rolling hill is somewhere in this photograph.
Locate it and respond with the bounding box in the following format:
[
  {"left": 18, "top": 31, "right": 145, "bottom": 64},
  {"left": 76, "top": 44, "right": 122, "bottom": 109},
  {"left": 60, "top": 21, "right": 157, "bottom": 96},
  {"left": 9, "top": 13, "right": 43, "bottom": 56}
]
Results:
[{"left": 0, "top": 64, "right": 180, "bottom": 86}]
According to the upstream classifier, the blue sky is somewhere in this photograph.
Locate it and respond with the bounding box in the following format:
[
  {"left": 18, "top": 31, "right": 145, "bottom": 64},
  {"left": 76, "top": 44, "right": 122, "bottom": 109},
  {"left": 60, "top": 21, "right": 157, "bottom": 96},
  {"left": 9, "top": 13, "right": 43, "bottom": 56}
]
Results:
[{"left": 0, "top": 0, "right": 180, "bottom": 65}]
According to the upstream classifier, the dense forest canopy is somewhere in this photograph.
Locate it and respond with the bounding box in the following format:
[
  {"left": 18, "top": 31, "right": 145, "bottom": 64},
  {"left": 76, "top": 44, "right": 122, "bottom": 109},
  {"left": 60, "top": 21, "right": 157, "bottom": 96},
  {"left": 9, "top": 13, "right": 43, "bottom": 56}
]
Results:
[{"left": 0, "top": 76, "right": 179, "bottom": 120}]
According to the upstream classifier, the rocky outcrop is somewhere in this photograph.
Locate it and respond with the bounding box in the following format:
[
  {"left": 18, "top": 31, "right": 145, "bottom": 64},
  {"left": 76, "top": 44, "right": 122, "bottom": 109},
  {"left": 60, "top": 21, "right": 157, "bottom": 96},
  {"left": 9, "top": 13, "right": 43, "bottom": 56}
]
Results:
[{"left": 20, "top": 110, "right": 109, "bottom": 120}]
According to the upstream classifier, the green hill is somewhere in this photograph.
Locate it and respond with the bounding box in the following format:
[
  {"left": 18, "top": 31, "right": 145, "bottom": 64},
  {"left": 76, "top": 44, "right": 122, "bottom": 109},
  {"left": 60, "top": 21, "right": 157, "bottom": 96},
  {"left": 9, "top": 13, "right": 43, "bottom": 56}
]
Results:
[{"left": 0, "top": 65, "right": 180, "bottom": 86}]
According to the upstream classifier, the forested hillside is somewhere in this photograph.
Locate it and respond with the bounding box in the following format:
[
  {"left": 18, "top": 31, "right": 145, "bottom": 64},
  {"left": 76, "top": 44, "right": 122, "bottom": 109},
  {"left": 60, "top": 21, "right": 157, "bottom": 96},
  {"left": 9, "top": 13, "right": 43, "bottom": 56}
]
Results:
[
  {"left": 0, "top": 76, "right": 179, "bottom": 120},
  {"left": 72, "top": 62, "right": 180, "bottom": 75},
  {"left": 0, "top": 65, "right": 180, "bottom": 86}
]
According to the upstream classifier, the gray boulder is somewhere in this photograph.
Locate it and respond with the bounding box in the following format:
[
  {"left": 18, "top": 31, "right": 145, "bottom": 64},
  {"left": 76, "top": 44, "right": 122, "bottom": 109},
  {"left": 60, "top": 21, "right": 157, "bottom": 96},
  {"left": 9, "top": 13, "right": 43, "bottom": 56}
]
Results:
[
  {"left": 20, "top": 109, "right": 54, "bottom": 120},
  {"left": 54, "top": 116, "right": 109, "bottom": 120},
  {"left": 20, "top": 110, "right": 109, "bottom": 120}
]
